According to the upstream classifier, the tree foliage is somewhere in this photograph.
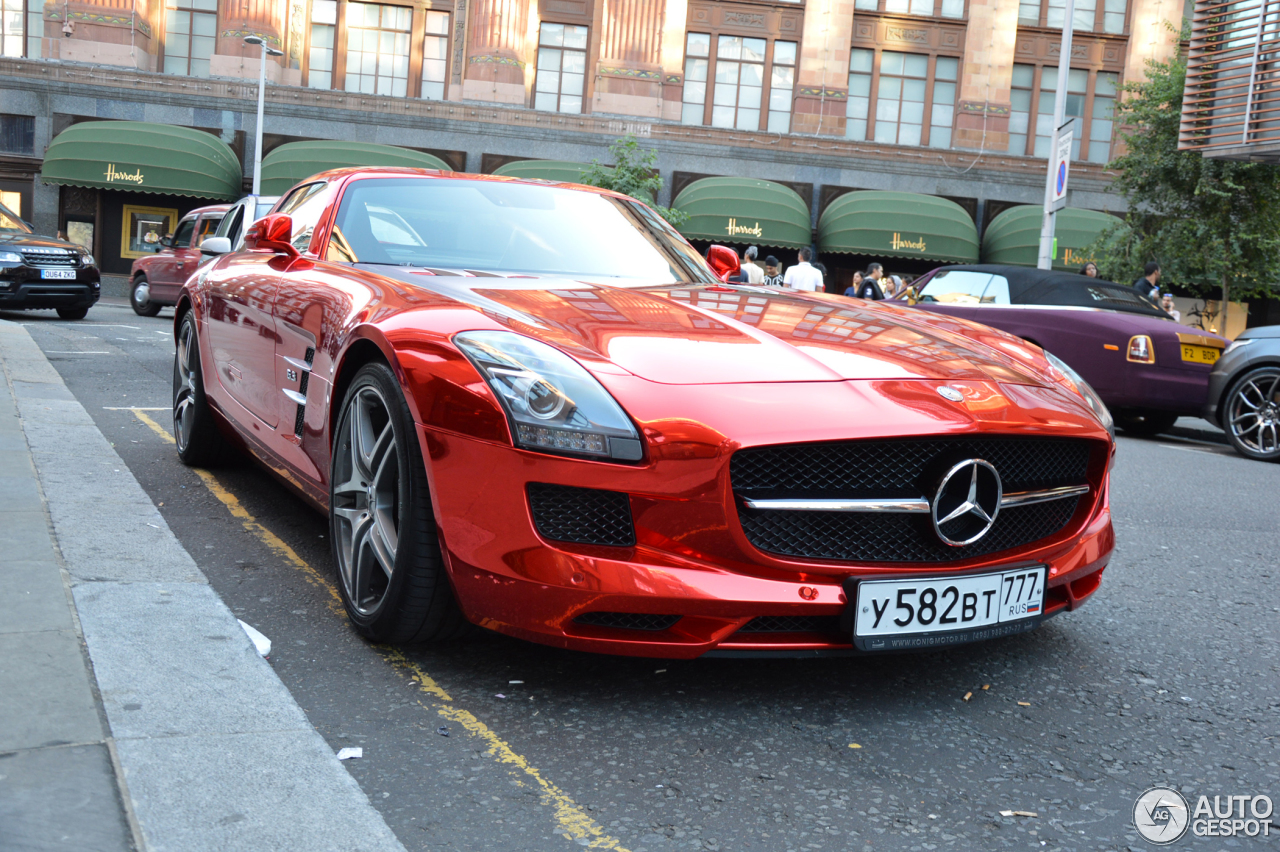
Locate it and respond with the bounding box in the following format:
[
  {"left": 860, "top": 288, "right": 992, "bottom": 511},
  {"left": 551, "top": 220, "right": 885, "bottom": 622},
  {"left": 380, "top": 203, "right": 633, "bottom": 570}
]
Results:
[
  {"left": 1089, "top": 27, "right": 1280, "bottom": 303},
  {"left": 581, "top": 136, "right": 688, "bottom": 226}
]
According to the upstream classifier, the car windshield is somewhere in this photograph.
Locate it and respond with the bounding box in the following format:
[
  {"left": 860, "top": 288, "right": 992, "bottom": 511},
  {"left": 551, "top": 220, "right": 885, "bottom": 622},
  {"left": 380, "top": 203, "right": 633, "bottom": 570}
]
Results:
[
  {"left": 326, "top": 178, "right": 717, "bottom": 283},
  {"left": 0, "top": 202, "right": 31, "bottom": 234}
]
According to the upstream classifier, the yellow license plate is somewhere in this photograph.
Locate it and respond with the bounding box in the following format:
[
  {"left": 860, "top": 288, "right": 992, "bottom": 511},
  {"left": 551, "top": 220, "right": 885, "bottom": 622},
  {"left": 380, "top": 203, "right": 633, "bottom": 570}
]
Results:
[{"left": 1181, "top": 344, "right": 1221, "bottom": 364}]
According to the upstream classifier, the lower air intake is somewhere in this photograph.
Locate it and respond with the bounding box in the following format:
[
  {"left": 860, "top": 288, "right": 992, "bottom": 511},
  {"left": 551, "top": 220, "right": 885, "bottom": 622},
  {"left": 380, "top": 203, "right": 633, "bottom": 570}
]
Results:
[
  {"left": 527, "top": 483, "right": 635, "bottom": 547},
  {"left": 573, "top": 612, "right": 681, "bottom": 631},
  {"left": 736, "top": 615, "right": 844, "bottom": 634}
]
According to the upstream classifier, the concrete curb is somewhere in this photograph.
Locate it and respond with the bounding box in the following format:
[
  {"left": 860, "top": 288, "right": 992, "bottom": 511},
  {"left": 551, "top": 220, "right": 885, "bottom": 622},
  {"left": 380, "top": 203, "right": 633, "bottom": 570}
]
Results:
[{"left": 0, "top": 319, "right": 406, "bottom": 852}]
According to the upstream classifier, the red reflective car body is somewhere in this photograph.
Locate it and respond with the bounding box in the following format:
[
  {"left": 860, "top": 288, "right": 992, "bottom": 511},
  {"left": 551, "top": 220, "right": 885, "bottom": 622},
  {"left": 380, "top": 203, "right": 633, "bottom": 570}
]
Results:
[{"left": 177, "top": 168, "right": 1114, "bottom": 658}]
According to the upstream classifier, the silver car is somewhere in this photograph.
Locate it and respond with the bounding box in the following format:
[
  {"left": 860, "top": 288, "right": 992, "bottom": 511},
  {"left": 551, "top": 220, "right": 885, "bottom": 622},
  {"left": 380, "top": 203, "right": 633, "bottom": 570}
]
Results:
[{"left": 1204, "top": 325, "right": 1280, "bottom": 461}]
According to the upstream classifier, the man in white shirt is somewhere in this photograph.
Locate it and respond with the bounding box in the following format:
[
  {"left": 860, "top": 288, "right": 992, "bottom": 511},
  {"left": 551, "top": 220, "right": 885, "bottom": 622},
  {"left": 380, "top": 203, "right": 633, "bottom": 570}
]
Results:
[{"left": 783, "top": 247, "right": 824, "bottom": 292}]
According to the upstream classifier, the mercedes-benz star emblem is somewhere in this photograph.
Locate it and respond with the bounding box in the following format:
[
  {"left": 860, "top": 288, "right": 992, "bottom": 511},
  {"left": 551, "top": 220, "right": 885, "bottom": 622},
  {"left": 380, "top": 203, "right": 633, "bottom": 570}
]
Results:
[
  {"left": 937, "top": 386, "right": 965, "bottom": 402},
  {"left": 931, "top": 459, "right": 1002, "bottom": 546}
]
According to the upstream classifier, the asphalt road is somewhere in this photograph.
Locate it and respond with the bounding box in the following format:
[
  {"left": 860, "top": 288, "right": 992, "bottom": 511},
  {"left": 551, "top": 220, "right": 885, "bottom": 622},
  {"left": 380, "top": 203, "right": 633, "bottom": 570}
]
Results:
[{"left": 11, "top": 299, "right": 1279, "bottom": 852}]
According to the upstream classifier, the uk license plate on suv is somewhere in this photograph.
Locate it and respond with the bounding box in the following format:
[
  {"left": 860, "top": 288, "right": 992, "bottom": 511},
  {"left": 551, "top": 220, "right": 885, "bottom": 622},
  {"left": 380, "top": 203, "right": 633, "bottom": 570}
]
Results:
[
  {"left": 41, "top": 269, "right": 76, "bottom": 280},
  {"left": 853, "top": 566, "right": 1046, "bottom": 651}
]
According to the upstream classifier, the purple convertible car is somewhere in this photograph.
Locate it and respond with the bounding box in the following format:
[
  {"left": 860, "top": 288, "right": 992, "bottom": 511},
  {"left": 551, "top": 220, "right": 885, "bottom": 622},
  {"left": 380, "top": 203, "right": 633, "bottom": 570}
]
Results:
[{"left": 901, "top": 265, "right": 1229, "bottom": 436}]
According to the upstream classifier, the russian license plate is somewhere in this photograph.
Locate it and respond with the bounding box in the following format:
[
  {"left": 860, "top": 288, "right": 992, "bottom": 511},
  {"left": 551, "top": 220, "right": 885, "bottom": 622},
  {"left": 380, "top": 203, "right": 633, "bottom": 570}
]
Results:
[
  {"left": 40, "top": 269, "right": 76, "bottom": 280},
  {"left": 853, "top": 566, "right": 1046, "bottom": 651},
  {"left": 1181, "top": 344, "right": 1220, "bottom": 364}
]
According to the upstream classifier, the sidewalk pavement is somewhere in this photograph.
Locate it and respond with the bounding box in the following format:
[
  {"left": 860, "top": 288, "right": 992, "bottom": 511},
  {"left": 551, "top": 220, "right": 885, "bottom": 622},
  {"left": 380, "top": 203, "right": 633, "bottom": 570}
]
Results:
[{"left": 0, "top": 319, "right": 407, "bottom": 852}]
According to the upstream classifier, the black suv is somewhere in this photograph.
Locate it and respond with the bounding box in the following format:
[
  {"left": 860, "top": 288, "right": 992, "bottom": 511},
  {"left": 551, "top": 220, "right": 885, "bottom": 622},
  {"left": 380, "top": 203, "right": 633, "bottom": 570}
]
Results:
[{"left": 0, "top": 202, "right": 100, "bottom": 320}]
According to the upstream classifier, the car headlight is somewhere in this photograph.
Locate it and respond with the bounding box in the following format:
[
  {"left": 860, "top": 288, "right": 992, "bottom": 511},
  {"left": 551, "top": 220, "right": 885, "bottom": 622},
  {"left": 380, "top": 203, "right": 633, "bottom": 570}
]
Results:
[
  {"left": 1224, "top": 338, "right": 1254, "bottom": 356},
  {"left": 455, "top": 331, "right": 644, "bottom": 461},
  {"left": 0, "top": 250, "right": 21, "bottom": 263},
  {"left": 81, "top": 253, "right": 95, "bottom": 267},
  {"left": 1044, "top": 350, "right": 1114, "bottom": 440}
]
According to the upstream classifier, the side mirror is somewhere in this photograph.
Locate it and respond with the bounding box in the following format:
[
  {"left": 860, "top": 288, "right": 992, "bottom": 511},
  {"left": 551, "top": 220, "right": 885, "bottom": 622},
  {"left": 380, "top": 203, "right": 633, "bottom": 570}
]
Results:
[
  {"left": 159, "top": 235, "right": 174, "bottom": 248},
  {"left": 706, "top": 244, "right": 741, "bottom": 283},
  {"left": 200, "top": 236, "right": 232, "bottom": 256},
  {"left": 243, "top": 213, "right": 298, "bottom": 257}
]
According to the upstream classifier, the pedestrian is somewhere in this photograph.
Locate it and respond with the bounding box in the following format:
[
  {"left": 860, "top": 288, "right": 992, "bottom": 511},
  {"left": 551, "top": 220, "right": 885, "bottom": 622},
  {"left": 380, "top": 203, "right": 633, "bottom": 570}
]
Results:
[
  {"left": 1161, "top": 294, "right": 1181, "bottom": 322},
  {"left": 813, "top": 262, "right": 829, "bottom": 293},
  {"left": 843, "top": 270, "right": 864, "bottom": 298},
  {"left": 783, "top": 247, "right": 824, "bottom": 292},
  {"left": 762, "top": 255, "right": 784, "bottom": 286},
  {"left": 1133, "top": 261, "right": 1161, "bottom": 301},
  {"left": 1080, "top": 261, "right": 1099, "bottom": 278},
  {"left": 739, "top": 245, "right": 764, "bottom": 285},
  {"left": 855, "top": 263, "right": 885, "bottom": 300}
]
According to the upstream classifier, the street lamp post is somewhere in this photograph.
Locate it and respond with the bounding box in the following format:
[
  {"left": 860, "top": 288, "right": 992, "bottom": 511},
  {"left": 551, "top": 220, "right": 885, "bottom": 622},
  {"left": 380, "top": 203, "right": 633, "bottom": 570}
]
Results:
[
  {"left": 244, "top": 35, "right": 285, "bottom": 196},
  {"left": 1036, "top": 0, "right": 1076, "bottom": 270}
]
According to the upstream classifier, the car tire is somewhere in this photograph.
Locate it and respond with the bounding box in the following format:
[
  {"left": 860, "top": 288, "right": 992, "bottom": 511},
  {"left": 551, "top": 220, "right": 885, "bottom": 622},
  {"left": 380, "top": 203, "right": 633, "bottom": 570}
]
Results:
[
  {"left": 1222, "top": 366, "right": 1280, "bottom": 462},
  {"left": 172, "top": 311, "right": 236, "bottom": 467},
  {"left": 1114, "top": 408, "right": 1180, "bottom": 437},
  {"left": 330, "top": 362, "right": 469, "bottom": 644},
  {"left": 131, "top": 275, "right": 162, "bottom": 317},
  {"left": 55, "top": 307, "right": 89, "bottom": 320}
]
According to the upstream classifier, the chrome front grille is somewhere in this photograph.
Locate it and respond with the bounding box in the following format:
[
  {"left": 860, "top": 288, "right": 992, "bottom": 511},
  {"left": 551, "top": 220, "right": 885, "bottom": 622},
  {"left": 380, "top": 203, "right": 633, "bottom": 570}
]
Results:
[{"left": 21, "top": 248, "right": 79, "bottom": 268}]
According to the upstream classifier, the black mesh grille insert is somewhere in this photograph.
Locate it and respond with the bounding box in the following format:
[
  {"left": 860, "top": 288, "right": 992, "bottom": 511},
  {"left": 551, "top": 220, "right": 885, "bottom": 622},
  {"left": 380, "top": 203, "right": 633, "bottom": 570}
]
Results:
[
  {"left": 731, "top": 437, "right": 1092, "bottom": 500},
  {"left": 736, "top": 615, "right": 843, "bottom": 633},
  {"left": 527, "top": 483, "right": 635, "bottom": 547},
  {"left": 740, "top": 497, "right": 1080, "bottom": 563},
  {"left": 574, "top": 612, "right": 680, "bottom": 631}
]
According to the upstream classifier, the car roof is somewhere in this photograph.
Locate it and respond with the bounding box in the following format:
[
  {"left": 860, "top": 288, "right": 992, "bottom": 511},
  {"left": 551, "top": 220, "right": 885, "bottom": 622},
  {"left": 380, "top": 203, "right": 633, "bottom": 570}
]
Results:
[
  {"left": 184, "top": 204, "right": 232, "bottom": 218},
  {"left": 936, "top": 264, "right": 1169, "bottom": 319},
  {"left": 304, "top": 166, "right": 630, "bottom": 201}
]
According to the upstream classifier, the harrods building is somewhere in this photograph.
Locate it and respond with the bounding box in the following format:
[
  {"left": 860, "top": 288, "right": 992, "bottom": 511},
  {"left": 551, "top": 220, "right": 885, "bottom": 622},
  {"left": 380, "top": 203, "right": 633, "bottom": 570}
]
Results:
[{"left": 0, "top": 0, "right": 1186, "bottom": 284}]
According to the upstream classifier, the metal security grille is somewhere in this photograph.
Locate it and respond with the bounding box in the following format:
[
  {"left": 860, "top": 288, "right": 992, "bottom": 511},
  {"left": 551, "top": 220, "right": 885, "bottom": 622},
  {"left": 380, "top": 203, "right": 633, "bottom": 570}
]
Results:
[
  {"left": 573, "top": 612, "right": 681, "bottom": 631},
  {"left": 527, "top": 483, "right": 635, "bottom": 547},
  {"left": 740, "top": 496, "right": 1081, "bottom": 563},
  {"left": 1180, "top": 0, "right": 1280, "bottom": 154},
  {"left": 730, "top": 437, "right": 1092, "bottom": 500}
]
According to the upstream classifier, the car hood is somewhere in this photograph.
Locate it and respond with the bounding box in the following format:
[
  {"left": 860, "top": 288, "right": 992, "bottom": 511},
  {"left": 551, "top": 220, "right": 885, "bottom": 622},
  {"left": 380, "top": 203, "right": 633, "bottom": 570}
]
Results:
[
  {"left": 388, "top": 273, "right": 1051, "bottom": 387},
  {"left": 0, "top": 232, "right": 83, "bottom": 251}
]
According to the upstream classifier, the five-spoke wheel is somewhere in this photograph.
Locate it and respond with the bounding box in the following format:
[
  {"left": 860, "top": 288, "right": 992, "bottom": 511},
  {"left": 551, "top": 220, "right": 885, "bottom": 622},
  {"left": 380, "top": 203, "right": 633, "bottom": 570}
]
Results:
[
  {"left": 172, "top": 311, "right": 234, "bottom": 466},
  {"left": 1225, "top": 367, "right": 1280, "bottom": 461}
]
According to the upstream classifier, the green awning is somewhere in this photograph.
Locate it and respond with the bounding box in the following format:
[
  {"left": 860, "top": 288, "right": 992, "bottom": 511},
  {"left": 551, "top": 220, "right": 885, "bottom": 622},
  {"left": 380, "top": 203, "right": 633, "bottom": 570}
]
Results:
[
  {"left": 671, "top": 177, "right": 811, "bottom": 249},
  {"left": 41, "top": 121, "right": 242, "bottom": 200},
  {"left": 492, "top": 160, "right": 602, "bottom": 183},
  {"left": 260, "top": 140, "right": 451, "bottom": 195},
  {"left": 818, "top": 191, "right": 978, "bottom": 263},
  {"left": 981, "top": 205, "right": 1123, "bottom": 272}
]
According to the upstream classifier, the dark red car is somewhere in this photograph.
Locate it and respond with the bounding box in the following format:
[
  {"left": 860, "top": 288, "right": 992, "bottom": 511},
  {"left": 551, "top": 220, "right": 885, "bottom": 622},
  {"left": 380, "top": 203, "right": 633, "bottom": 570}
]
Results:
[
  {"left": 172, "top": 169, "right": 1114, "bottom": 657},
  {"left": 903, "top": 265, "right": 1229, "bottom": 436},
  {"left": 130, "top": 204, "right": 228, "bottom": 316}
]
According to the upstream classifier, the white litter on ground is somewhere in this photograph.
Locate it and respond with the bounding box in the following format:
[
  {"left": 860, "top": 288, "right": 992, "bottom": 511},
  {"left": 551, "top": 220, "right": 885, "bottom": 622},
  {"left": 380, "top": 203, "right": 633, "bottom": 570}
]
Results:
[
  {"left": 237, "top": 620, "right": 271, "bottom": 657},
  {"left": 336, "top": 748, "right": 363, "bottom": 761}
]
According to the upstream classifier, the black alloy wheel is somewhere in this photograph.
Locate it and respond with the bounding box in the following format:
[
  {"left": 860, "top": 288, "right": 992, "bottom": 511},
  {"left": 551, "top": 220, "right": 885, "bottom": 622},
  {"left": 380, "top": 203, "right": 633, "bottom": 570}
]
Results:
[
  {"left": 172, "top": 311, "right": 235, "bottom": 466},
  {"left": 1114, "top": 408, "right": 1179, "bottom": 437},
  {"left": 329, "top": 362, "right": 468, "bottom": 643},
  {"left": 1224, "top": 366, "right": 1280, "bottom": 461},
  {"left": 131, "top": 275, "right": 161, "bottom": 317}
]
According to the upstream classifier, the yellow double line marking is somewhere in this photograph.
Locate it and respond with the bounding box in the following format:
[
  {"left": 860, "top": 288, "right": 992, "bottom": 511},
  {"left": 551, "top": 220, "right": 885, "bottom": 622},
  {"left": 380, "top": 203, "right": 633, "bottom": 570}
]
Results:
[{"left": 130, "top": 409, "right": 631, "bottom": 851}]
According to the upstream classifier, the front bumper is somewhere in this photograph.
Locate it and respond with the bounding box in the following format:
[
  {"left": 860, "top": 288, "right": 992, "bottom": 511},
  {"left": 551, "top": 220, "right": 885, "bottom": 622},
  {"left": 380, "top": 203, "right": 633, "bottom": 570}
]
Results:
[
  {"left": 421, "top": 424, "right": 1114, "bottom": 659},
  {"left": 0, "top": 266, "right": 101, "bottom": 311}
]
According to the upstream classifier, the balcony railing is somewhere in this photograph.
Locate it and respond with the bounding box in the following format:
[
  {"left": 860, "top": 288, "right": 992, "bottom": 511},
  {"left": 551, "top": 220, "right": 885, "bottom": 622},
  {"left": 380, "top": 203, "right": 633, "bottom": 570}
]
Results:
[{"left": 1180, "top": 0, "right": 1280, "bottom": 154}]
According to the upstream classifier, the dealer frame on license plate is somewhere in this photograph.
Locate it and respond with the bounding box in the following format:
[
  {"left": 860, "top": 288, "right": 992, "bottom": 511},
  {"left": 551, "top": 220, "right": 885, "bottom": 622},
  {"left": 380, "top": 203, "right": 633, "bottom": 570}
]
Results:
[
  {"left": 851, "top": 565, "right": 1046, "bottom": 652},
  {"left": 40, "top": 269, "right": 76, "bottom": 280},
  {"left": 1181, "top": 344, "right": 1220, "bottom": 365}
]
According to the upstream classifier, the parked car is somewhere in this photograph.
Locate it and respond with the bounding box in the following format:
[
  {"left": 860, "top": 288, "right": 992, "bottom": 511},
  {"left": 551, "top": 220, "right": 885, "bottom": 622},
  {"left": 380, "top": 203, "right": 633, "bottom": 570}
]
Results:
[
  {"left": 901, "top": 264, "right": 1229, "bottom": 436},
  {"left": 199, "top": 194, "right": 280, "bottom": 256},
  {"left": 0, "top": 201, "right": 100, "bottom": 320},
  {"left": 173, "top": 168, "right": 1115, "bottom": 657},
  {"left": 129, "top": 204, "right": 229, "bottom": 316},
  {"left": 1204, "top": 325, "right": 1280, "bottom": 461}
]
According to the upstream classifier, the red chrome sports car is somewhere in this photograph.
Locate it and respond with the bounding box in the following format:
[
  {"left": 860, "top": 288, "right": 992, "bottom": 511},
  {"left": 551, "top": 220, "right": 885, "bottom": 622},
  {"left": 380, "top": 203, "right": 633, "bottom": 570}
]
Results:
[{"left": 172, "top": 168, "right": 1115, "bottom": 657}]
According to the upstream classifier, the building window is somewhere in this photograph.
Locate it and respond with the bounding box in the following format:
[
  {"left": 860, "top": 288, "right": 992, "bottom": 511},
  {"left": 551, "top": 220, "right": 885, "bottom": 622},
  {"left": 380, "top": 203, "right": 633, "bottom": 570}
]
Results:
[
  {"left": 769, "top": 41, "right": 797, "bottom": 133},
  {"left": 421, "top": 10, "right": 449, "bottom": 100},
  {"left": 0, "top": 114, "right": 34, "bottom": 155},
  {"left": 682, "top": 32, "right": 710, "bottom": 125},
  {"left": 1008, "top": 64, "right": 1119, "bottom": 162},
  {"left": 847, "top": 49, "right": 957, "bottom": 147},
  {"left": 308, "top": 0, "right": 337, "bottom": 89},
  {"left": 1018, "top": 0, "right": 1127, "bottom": 33},
  {"left": 855, "top": 0, "right": 965, "bottom": 18},
  {"left": 1, "top": 0, "right": 42, "bottom": 58},
  {"left": 345, "top": 2, "right": 411, "bottom": 96},
  {"left": 163, "top": 0, "right": 216, "bottom": 76},
  {"left": 682, "top": 32, "right": 798, "bottom": 132},
  {"left": 535, "top": 23, "right": 587, "bottom": 113}
]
